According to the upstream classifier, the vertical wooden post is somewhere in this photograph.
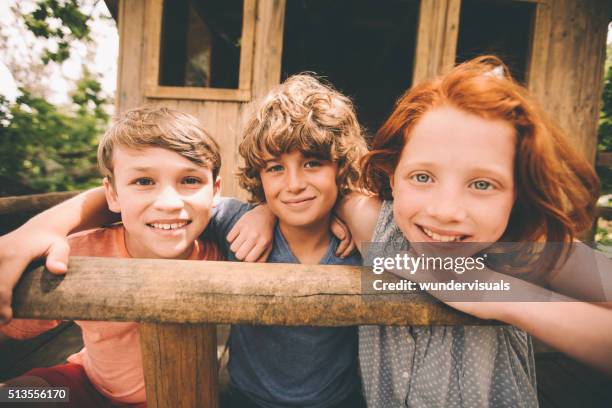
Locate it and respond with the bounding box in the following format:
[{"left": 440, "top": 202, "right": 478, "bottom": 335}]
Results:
[
  {"left": 527, "top": 0, "right": 610, "bottom": 162},
  {"left": 140, "top": 323, "right": 218, "bottom": 408},
  {"left": 412, "top": 0, "right": 461, "bottom": 85}
]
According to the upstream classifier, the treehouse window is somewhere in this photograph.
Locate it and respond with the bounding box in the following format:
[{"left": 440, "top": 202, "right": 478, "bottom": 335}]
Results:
[
  {"left": 456, "top": 0, "right": 535, "bottom": 83},
  {"left": 281, "top": 0, "right": 419, "bottom": 133},
  {"left": 146, "top": 0, "right": 254, "bottom": 101}
]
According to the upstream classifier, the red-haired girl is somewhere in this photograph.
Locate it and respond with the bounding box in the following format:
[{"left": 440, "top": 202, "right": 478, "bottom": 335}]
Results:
[{"left": 339, "top": 56, "right": 612, "bottom": 407}]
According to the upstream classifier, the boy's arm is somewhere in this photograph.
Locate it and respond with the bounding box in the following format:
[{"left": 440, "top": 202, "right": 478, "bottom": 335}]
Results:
[
  {"left": 0, "top": 187, "right": 116, "bottom": 323},
  {"left": 225, "top": 203, "right": 276, "bottom": 262},
  {"left": 207, "top": 198, "right": 275, "bottom": 261},
  {"left": 335, "top": 193, "right": 382, "bottom": 253},
  {"left": 226, "top": 200, "right": 357, "bottom": 260}
]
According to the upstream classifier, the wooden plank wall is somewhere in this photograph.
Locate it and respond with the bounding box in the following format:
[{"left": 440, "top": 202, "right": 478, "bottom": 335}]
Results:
[
  {"left": 527, "top": 0, "right": 611, "bottom": 163},
  {"left": 412, "top": 0, "right": 461, "bottom": 85},
  {"left": 115, "top": 0, "right": 609, "bottom": 184},
  {"left": 116, "top": 0, "right": 287, "bottom": 200},
  {"left": 413, "top": 0, "right": 609, "bottom": 165}
]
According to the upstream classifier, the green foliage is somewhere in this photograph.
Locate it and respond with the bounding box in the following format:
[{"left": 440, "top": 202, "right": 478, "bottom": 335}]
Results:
[
  {"left": 0, "top": 73, "right": 108, "bottom": 193},
  {"left": 23, "top": 0, "right": 90, "bottom": 64},
  {"left": 595, "top": 223, "right": 612, "bottom": 246},
  {"left": 598, "top": 57, "right": 612, "bottom": 195},
  {"left": 0, "top": 0, "right": 112, "bottom": 195}
]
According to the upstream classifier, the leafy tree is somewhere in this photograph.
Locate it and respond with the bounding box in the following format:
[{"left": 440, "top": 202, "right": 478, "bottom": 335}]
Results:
[
  {"left": 0, "top": 72, "right": 108, "bottom": 194},
  {"left": 23, "top": 0, "right": 91, "bottom": 64},
  {"left": 597, "top": 52, "right": 612, "bottom": 195},
  {"left": 0, "top": 0, "right": 113, "bottom": 195}
]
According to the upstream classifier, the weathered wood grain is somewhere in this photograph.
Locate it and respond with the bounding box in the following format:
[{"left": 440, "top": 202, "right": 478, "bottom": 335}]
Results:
[
  {"left": 0, "top": 191, "right": 80, "bottom": 215},
  {"left": 412, "top": 0, "right": 461, "bottom": 84},
  {"left": 140, "top": 323, "right": 218, "bottom": 408},
  {"left": 251, "top": 0, "right": 286, "bottom": 99},
  {"left": 527, "top": 0, "right": 610, "bottom": 163},
  {"left": 117, "top": 0, "right": 147, "bottom": 112},
  {"left": 597, "top": 152, "right": 612, "bottom": 168},
  {"left": 12, "top": 257, "right": 489, "bottom": 326},
  {"left": 597, "top": 206, "right": 612, "bottom": 221}
]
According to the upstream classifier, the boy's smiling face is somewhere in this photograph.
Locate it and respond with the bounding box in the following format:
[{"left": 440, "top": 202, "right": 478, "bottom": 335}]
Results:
[
  {"left": 260, "top": 150, "right": 338, "bottom": 232},
  {"left": 104, "top": 146, "right": 220, "bottom": 259}
]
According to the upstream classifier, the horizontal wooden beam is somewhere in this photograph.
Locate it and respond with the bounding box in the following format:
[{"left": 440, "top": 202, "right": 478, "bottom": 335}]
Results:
[
  {"left": 597, "top": 152, "right": 612, "bottom": 167},
  {"left": 597, "top": 206, "right": 612, "bottom": 221},
  {"left": 12, "top": 257, "right": 490, "bottom": 326},
  {"left": 0, "top": 191, "right": 80, "bottom": 215}
]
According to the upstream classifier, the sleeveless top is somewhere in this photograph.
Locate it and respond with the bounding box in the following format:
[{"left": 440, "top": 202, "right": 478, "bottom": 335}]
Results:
[{"left": 358, "top": 201, "right": 538, "bottom": 408}]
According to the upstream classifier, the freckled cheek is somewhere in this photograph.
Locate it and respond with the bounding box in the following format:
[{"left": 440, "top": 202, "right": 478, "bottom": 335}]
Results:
[
  {"left": 393, "top": 200, "right": 417, "bottom": 225},
  {"left": 472, "top": 201, "right": 512, "bottom": 239},
  {"left": 495, "top": 206, "right": 514, "bottom": 236}
]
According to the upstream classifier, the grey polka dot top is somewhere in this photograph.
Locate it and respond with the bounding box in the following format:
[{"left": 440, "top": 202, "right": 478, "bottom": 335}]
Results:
[{"left": 358, "top": 201, "right": 538, "bottom": 408}]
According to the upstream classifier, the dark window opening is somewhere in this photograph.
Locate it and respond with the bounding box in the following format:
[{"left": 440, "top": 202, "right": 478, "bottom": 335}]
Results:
[
  {"left": 159, "top": 0, "right": 243, "bottom": 89},
  {"left": 456, "top": 0, "right": 535, "bottom": 83},
  {"left": 281, "top": 0, "right": 419, "bottom": 134}
]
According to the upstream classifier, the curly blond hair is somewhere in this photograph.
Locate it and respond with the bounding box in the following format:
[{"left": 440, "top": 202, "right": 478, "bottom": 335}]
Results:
[
  {"left": 98, "top": 106, "right": 221, "bottom": 181},
  {"left": 237, "top": 74, "right": 367, "bottom": 203}
]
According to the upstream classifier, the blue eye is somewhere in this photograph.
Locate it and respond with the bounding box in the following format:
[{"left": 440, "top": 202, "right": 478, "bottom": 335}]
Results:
[
  {"left": 134, "top": 178, "right": 154, "bottom": 186},
  {"left": 411, "top": 173, "right": 432, "bottom": 183},
  {"left": 183, "top": 176, "right": 201, "bottom": 185},
  {"left": 472, "top": 180, "right": 493, "bottom": 190}
]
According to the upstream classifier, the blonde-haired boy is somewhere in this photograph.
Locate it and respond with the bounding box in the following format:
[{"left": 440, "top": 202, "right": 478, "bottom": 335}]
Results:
[{"left": 1, "top": 107, "right": 223, "bottom": 406}]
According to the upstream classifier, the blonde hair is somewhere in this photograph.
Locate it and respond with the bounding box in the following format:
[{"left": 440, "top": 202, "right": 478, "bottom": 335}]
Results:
[
  {"left": 237, "top": 74, "right": 367, "bottom": 203},
  {"left": 98, "top": 106, "right": 221, "bottom": 180}
]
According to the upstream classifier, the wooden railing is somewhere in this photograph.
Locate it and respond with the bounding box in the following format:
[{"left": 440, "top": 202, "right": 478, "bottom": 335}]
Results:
[
  {"left": 0, "top": 191, "right": 80, "bottom": 216},
  {"left": 11, "top": 257, "right": 488, "bottom": 407},
  {"left": 0, "top": 191, "right": 492, "bottom": 407},
  {"left": 3, "top": 178, "right": 611, "bottom": 406}
]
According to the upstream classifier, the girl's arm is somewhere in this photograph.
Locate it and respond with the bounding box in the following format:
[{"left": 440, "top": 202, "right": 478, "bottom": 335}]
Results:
[
  {"left": 545, "top": 242, "right": 612, "bottom": 306},
  {"left": 335, "top": 193, "right": 382, "bottom": 252},
  {"left": 503, "top": 301, "right": 612, "bottom": 377},
  {"left": 446, "top": 272, "right": 612, "bottom": 377}
]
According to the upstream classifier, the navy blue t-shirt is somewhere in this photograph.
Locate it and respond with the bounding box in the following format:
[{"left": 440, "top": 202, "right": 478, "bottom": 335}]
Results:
[{"left": 205, "top": 198, "right": 361, "bottom": 408}]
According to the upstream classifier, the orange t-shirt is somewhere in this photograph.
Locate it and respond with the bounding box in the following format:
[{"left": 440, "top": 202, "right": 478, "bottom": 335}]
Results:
[{"left": 2, "top": 225, "right": 221, "bottom": 404}]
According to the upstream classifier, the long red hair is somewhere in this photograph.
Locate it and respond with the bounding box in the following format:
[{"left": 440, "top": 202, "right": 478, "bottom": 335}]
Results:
[{"left": 361, "top": 56, "right": 599, "bottom": 275}]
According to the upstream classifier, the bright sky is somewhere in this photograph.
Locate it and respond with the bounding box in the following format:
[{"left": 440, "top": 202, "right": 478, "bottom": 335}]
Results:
[{"left": 0, "top": 0, "right": 118, "bottom": 105}]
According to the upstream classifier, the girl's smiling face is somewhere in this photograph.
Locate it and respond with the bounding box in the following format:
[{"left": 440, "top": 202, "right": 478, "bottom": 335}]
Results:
[{"left": 390, "top": 106, "right": 516, "bottom": 244}]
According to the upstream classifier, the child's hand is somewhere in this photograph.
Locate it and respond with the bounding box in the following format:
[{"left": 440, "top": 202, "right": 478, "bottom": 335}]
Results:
[
  {"left": 331, "top": 215, "right": 355, "bottom": 258},
  {"left": 226, "top": 204, "right": 276, "bottom": 262},
  {"left": 0, "top": 227, "right": 71, "bottom": 324}
]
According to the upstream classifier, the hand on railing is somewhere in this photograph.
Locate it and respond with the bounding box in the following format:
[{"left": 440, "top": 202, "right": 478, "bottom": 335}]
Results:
[{"left": 0, "top": 225, "right": 71, "bottom": 324}]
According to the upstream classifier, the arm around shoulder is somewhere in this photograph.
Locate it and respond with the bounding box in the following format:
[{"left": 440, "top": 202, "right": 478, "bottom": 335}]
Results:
[{"left": 0, "top": 187, "right": 117, "bottom": 323}]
